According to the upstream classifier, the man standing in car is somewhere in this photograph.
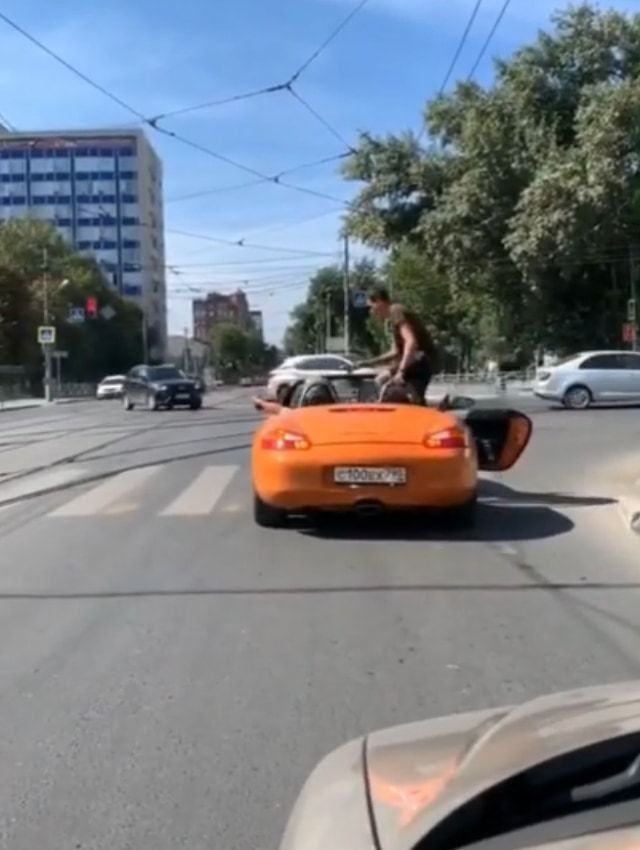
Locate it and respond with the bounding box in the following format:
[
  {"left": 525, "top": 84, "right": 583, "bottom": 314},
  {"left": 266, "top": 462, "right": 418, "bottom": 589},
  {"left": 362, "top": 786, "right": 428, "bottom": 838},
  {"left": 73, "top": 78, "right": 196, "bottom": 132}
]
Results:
[{"left": 360, "top": 287, "right": 438, "bottom": 404}]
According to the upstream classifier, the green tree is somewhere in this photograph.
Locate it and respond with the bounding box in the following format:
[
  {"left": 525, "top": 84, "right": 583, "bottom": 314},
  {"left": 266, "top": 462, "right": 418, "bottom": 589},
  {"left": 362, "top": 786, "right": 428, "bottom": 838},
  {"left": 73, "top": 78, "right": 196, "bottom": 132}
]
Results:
[
  {"left": 0, "top": 217, "right": 146, "bottom": 381},
  {"left": 342, "top": 5, "right": 640, "bottom": 358},
  {"left": 284, "top": 260, "right": 382, "bottom": 355}
]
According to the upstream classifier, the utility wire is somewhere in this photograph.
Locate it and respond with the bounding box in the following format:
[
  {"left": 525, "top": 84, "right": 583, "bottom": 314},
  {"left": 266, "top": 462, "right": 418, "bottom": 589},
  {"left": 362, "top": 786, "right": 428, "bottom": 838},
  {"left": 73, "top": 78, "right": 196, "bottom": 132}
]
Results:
[
  {"left": 0, "top": 11, "right": 145, "bottom": 121},
  {"left": 290, "top": 0, "right": 371, "bottom": 84},
  {"left": 166, "top": 152, "right": 349, "bottom": 204},
  {"left": 0, "top": 10, "right": 352, "bottom": 208},
  {"left": 149, "top": 83, "right": 287, "bottom": 123},
  {"left": 438, "top": 0, "right": 484, "bottom": 95},
  {"left": 466, "top": 0, "right": 512, "bottom": 80},
  {"left": 286, "top": 87, "right": 354, "bottom": 150},
  {"left": 417, "top": 0, "right": 484, "bottom": 139},
  {"left": 0, "top": 109, "right": 16, "bottom": 131}
]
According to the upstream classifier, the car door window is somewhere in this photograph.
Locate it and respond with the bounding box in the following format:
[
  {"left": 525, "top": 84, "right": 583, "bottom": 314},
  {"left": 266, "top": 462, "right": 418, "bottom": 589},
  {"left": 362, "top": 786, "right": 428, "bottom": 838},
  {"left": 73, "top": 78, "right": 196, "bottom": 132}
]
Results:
[
  {"left": 618, "top": 354, "right": 640, "bottom": 371},
  {"left": 579, "top": 354, "right": 622, "bottom": 370}
]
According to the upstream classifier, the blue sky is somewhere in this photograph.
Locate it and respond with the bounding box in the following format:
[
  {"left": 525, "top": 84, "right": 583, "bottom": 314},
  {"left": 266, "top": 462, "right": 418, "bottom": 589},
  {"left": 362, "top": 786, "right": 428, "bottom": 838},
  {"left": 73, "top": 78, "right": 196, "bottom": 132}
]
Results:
[{"left": 1, "top": 0, "right": 639, "bottom": 343}]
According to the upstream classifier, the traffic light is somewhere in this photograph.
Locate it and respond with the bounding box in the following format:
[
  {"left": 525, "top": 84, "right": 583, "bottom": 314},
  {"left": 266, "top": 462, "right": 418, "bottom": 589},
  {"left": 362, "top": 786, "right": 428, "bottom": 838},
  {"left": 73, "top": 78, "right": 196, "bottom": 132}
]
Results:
[{"left": 86, "top": 296, "right": 98, "bottom": 319}]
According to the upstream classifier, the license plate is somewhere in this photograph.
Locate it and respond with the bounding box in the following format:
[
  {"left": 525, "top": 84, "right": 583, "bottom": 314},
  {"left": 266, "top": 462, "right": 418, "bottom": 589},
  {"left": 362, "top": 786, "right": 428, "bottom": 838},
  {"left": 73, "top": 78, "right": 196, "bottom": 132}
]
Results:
[
  {"left": 333, "top": 466, "right": 407, "bottom": 486},
  {"left": 176, "top": 393, "right": 190, "bottom": 400}
]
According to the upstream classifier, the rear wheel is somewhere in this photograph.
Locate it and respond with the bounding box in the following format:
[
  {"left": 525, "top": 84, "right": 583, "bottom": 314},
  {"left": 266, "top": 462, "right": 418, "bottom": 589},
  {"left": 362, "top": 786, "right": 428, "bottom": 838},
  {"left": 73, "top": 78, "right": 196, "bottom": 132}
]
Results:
[
  {"left": 442, "top": 494, "right": 477, "bottom": 530},
  {"left": 254, "top": 493, "right": 287, "bottom": 528},
  {"left": 190, "top": 397, "right": 202, "bottom": 410},
  {"left": 563, "top": 385, "right": 592, "bottom": 410},
  {"left": 276, "top": 384, "right": 289, "bottom": 404},
  {"left": 123, "top": 394, "right": 134, "bottom": 411}
]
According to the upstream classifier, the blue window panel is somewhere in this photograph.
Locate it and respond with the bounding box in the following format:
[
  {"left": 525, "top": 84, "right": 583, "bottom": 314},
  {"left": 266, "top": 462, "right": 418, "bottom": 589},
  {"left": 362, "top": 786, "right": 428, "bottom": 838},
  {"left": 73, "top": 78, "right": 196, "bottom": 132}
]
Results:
[
  {"left": 92, "top": 194, "right": 115, "bottom": 203},
  {"left": 99, "top": 171, "right": 115, "bottom": 180},
  {"left": 32, "top": 196, "right": 47, "bottom": 205},
  {"left": 76, "top": 194, "right": 91, "bottom": 203},
  {"left": 121, "top": 216, "right": 139, "bottom": 226},
  {"left": 78, "top": 241, "right": 92, "bottom": 249},
  {"left": 56, "top": 217, "right": 71, "bottom": 226},
  {"left": 31, "top": 173, "right": 44, "bottom": 182},
  {"left": 10, "top": 174, "right": 25, "bottom": 182},
  {"left": 121, "top": 194, "right": 138, "bottom": 203},
  {"left": 123, "top": 239, "right": 140, "bottom": 249},
  {"left": 123, "top": 284, "right": 142, "bottom": 296},
  {"left": 49, "top": 196, "right": 71, "bottom": 204},
  {"left": 123, "top": 262, "right": 141, "bottom": 272},
  {"left": 10, "top": 151, "right": 25, "bottom": 159},
  {"left": 75, "top": 172, "right": 90, "bottom": 181},
  {"left": 119, "top": 170, "right": 137, "bottom": 180},
  {"left": 11, "top": 196, "right": 26, "bottom": 204}
]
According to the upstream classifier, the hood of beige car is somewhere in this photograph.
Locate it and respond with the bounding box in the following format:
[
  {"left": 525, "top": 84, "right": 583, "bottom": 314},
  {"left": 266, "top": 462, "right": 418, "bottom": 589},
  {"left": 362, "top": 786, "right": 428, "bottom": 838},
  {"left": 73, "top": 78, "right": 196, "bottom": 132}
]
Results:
[{"left": 365, "top": 680, "right": 640, "bottom": 850}]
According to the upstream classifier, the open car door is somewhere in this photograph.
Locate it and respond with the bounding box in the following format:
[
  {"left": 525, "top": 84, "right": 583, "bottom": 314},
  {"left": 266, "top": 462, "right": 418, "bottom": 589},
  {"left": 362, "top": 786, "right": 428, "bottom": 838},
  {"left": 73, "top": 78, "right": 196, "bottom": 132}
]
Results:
[{"left": 464, "top": 408, "right": 532, "bottom": 471}]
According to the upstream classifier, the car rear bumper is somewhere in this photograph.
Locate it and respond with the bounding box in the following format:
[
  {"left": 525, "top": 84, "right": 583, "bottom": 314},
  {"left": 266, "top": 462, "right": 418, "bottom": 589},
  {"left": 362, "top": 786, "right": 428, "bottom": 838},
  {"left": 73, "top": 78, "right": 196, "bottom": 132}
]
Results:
[{"left": 253, "top": 444, "right": 477, "bottom": 511}]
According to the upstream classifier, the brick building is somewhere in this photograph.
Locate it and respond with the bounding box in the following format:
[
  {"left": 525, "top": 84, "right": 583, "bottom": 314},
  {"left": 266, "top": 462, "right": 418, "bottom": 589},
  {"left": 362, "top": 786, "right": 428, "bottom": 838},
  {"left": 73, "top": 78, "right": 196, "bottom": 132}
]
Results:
[{"left": 192, "top": 290, "right": 251, "bottom": 342}]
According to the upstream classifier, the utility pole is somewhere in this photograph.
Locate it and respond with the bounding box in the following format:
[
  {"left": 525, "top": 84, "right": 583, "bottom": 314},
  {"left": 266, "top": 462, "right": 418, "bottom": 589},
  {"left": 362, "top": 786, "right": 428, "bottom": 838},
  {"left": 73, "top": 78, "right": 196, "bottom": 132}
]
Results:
[
  {"left": 42, "top": 247, "right": 53, "bottom": 403},
  {"left": 325, "top": 291, "right": 331, "bottom": 350},
  {"left": 343, "top": 233, "right": 350, "bottom": 355},
  {"left": 630, "top": 251, "right": 638, "bottom": 352},
  {"left": 142, "top": 311, "right": 149, "bottom": 362}
]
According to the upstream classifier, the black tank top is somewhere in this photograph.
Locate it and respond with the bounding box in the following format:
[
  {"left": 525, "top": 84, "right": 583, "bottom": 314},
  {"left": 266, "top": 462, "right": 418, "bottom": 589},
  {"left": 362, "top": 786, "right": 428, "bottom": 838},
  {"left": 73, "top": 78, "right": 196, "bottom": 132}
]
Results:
[{"left": 390, "top": 304, "right": 439, "bottom": 370}]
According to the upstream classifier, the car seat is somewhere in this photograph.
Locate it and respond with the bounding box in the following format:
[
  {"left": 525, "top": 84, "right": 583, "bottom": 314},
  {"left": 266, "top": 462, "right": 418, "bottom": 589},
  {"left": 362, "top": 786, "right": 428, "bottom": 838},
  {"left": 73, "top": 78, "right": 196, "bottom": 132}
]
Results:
[{"left": 299, "top": 379, "right": 339, "bottom": 407}]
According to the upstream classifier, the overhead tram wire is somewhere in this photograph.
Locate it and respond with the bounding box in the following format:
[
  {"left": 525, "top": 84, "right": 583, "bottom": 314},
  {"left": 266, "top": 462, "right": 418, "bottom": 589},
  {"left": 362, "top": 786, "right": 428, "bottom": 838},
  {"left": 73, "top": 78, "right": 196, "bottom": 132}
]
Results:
[
  {"left": 165, "top": 152, "right": 350, "bottom": 204},
  {"left": 466, "top": 0, "right": 512, "bottom": 80},
  {"left": 417, "top": 0, "right": 484, "bottom": 140},
  {"left": 0, "top": 11, "right": 355, "bottom": 208}
]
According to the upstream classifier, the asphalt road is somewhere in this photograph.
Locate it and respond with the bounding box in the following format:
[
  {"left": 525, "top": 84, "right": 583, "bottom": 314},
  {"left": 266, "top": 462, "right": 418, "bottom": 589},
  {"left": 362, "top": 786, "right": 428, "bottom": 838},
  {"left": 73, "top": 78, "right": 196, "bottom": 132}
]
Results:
[{"left": 1, "top": 391, "right": 640, "bottom": 849}]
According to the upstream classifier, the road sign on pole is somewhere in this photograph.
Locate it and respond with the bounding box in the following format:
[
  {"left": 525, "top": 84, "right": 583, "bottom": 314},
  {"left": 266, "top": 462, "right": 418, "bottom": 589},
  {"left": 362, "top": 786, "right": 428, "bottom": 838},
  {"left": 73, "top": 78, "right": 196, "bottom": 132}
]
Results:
[
  {"left": 623, "top": 322, "right": 636, "bottom": 344},
  {"left": 37, "top": 326, "right": 56, "bottom": 345},
  {"left": 100, "top": 304, "right": 116, "bottom": 320},
  {"left": 351, "top": 290, "right": 368, "bottom": 309},
  {"left": 68, "top": 307, "right": 85, "bottom": 323}
]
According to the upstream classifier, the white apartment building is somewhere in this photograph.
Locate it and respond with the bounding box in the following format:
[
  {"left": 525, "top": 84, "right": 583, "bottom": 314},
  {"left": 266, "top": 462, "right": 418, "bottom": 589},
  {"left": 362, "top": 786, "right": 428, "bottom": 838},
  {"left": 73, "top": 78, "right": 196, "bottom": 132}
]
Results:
[{"left": 0, "top": 128, "right": 167, "bottom": 354}]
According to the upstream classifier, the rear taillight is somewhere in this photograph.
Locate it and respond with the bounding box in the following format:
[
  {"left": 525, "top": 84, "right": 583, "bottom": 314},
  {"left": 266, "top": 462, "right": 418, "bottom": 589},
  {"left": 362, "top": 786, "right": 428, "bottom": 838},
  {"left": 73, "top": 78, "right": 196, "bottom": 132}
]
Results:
[
  {"left": 424, "top": 427, "right": 469, "bottom": 449},
  {"left": 261, "top": 428, "right": 311, "bottom": 451}
]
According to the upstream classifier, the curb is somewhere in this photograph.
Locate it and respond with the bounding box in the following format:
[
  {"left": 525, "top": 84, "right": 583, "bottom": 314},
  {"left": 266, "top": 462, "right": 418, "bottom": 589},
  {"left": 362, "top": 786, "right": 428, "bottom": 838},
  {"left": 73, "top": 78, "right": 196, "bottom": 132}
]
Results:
[{"left": 618, "top": 492, "right": 640, "bottom": 535}]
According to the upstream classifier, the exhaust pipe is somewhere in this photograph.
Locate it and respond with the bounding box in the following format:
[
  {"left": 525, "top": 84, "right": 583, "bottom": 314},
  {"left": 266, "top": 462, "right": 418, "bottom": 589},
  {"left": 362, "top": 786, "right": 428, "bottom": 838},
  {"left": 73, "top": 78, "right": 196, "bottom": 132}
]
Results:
[{"left": 355, "top": 500, "right": 384, "bottom": 519}]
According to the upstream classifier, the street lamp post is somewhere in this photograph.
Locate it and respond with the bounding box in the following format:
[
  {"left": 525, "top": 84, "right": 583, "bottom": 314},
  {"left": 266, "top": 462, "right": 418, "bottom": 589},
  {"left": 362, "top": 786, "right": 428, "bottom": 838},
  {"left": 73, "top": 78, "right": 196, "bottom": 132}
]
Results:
[{"left": 42, "top": 248, "right": 53, "bottom": 403}]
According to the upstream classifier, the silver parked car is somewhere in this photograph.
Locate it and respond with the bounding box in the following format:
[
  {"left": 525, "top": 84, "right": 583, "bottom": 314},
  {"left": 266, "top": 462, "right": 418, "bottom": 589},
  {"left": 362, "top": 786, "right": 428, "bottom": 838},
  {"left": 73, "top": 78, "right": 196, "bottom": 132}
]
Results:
[
  {"left": 534, "top": 350, "right": 640, "bottom": 409},
  {"left": 267, "top": 354, "right": 375, "bottom": 401},
  {"left": 96, "top": 374, "right": 125, "bottom": 400}
]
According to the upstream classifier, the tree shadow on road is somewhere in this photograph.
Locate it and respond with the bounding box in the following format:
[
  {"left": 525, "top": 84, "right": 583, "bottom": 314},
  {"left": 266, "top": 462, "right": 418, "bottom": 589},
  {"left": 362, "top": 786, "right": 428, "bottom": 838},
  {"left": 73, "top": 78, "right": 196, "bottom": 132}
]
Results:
[{"left": 295, "top": 479, "right": 616, "bottom": 544}]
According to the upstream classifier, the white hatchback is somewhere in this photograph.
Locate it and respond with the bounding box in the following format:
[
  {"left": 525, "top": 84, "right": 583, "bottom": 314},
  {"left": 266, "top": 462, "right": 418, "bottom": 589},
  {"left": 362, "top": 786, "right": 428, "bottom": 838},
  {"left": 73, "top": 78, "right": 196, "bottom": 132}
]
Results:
[{"left": 534, "top": 350, "right": 640, "bottom": 409}]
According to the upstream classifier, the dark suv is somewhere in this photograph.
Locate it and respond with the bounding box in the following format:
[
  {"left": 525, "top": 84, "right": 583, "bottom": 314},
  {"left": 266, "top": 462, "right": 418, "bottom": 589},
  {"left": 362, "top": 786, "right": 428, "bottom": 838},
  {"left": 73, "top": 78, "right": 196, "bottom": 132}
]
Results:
[{"left": 123, "top": 365, "right": 202, "bottom": 411}]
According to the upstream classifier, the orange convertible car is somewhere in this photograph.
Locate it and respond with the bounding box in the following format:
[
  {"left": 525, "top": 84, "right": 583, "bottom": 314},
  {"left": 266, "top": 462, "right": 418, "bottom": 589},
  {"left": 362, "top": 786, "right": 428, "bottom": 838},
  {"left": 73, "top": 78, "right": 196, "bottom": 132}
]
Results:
[{"left": 251, "top": 375, "right": 532, "bottom": 528}]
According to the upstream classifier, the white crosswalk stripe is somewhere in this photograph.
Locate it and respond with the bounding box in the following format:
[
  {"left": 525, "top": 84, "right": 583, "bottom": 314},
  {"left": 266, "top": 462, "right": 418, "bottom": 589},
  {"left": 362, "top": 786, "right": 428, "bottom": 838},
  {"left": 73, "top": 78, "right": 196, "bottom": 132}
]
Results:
[
  {"left": 47, "top": 464, "right": 241, "bottom": 518},
  {"left": 49, "top": 466, "right": 162, "bottom": 517},
  {"left": 159, "top": 466, "right": 238, "bottom": 516}
]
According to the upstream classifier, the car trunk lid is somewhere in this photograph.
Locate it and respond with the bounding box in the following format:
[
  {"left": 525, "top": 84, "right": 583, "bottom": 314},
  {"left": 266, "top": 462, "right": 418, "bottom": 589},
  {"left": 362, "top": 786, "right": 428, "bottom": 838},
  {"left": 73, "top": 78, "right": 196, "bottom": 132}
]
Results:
[{"left": 286, "top": 404, "right": 456, "bottom": 446}]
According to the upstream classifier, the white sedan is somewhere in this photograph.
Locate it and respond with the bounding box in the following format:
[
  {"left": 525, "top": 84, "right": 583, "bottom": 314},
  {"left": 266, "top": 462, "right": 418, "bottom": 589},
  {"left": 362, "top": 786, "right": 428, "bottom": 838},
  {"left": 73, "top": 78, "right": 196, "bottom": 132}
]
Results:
[{"left": 96, "top": 374, "right": 126, "bottom": 400}]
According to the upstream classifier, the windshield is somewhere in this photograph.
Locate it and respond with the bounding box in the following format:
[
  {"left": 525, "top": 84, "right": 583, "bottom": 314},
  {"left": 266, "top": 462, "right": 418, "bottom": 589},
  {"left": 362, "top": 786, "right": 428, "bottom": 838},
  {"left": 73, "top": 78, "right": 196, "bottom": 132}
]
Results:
[
  {"left": 148, "top": 367, "right": 185, "bottom": 381},
  {"left": 101, "top": 377, "right": 123, "bottom": 385}
]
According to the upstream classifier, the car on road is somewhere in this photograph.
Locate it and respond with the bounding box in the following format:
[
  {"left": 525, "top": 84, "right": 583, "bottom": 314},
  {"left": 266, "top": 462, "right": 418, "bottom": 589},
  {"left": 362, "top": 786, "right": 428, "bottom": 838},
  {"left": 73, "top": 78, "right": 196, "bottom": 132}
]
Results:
[
  {"left": 534, "top": 350, "right": 640, "bottom": 409},
  {"left": 267, "top": 354, "right": 375, "bottom": 402},
  {"left": 251, "top": 374, "right": 531, "bottom": 528},
  {"left": 122, "top": 364, "right": 202, "bottom": 411},
  {"left": 280, "top": 680, "right": 640, "bottom": 850},
  {"left": 96, "top": 374, "right": 125, "bottom": 400}
]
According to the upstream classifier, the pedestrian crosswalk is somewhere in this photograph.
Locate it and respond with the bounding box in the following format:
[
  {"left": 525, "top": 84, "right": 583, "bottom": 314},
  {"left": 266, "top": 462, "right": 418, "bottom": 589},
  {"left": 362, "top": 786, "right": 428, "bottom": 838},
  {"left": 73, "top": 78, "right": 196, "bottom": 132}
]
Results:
[{"left": 46, "top": 463, "right": 244, "bottom": 519}]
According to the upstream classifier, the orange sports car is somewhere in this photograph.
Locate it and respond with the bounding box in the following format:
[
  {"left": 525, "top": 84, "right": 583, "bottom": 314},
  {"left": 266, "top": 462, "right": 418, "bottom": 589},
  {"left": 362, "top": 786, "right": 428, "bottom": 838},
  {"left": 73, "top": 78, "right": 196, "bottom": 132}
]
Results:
[{"left": 251, "top": 375, "right": 532, "bottom": 528}]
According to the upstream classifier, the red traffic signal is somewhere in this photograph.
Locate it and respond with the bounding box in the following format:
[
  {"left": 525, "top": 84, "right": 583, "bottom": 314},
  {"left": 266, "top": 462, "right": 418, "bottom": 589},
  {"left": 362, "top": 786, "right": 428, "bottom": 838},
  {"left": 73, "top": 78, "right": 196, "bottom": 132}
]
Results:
[{"left": 86, "top": 296, "right": 98, "bottom": 319}]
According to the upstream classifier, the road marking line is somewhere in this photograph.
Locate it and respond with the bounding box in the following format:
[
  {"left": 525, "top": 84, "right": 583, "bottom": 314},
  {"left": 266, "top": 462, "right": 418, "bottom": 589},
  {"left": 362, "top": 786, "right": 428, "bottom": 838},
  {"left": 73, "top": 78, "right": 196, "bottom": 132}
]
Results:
[
  {"left": 159, "top": 466, "right": 238, "bottom": 516},
  {"left": 49, "top": 466, "right": 162, "bottom": 517}
]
